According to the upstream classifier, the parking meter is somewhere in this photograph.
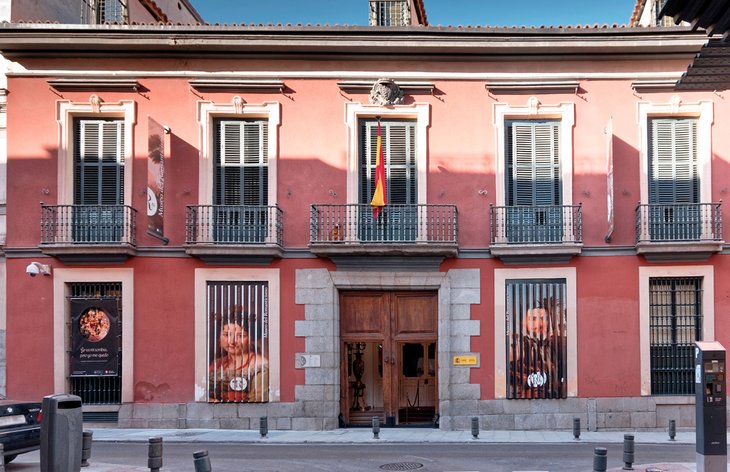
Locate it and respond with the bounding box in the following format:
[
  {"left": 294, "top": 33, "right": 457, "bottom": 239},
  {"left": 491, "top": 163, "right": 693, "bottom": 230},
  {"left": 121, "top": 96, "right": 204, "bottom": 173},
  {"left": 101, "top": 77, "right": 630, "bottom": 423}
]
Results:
[{"left": 695, "top": 341, "right": 726, "bottom": 472}]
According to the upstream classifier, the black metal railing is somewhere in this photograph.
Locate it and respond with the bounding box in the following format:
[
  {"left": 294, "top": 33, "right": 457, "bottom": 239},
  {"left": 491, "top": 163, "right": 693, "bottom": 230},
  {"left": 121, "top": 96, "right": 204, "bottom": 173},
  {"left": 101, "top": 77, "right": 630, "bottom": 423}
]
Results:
[
  {"left": 41, "top": 204, "right": 137, "bottom": 246},
  {"left": 635, "top": 202, "right": 722, "bottom": 243},
  {"left": 185, "top": 205, "right": 283, "bottom": 246},
  {"left": 310, "top": 204, "right": 457, "bottom": 244},
  {"left": 490, "top": 204, "right": 582, "bottom": 245}
]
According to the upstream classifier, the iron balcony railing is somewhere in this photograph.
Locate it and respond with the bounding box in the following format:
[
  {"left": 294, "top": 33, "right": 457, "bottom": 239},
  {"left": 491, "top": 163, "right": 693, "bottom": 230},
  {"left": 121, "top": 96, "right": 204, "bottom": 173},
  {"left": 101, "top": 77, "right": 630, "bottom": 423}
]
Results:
[
  {"left": 40, "top": 204, "right": 137, "bottom": 246},
  {"left": 490, "top": 204, "right": 583, "bottom": 245},
  {"left": 310, "top": 204, "right": 458, "bottom": 245},
  {"left": 635, "top": 202, "right": 722, "bottom": 243},
  {"left": 186, "top": 205, "right": 283, "bottom": 246}
]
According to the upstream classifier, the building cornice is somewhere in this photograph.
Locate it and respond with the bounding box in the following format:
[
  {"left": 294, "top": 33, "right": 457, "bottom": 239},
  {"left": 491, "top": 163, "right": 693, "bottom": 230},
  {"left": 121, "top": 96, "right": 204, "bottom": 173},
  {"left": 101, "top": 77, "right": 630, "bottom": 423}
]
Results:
[{"left": 0, "top": 24, "right": 708, "bottom": 60}]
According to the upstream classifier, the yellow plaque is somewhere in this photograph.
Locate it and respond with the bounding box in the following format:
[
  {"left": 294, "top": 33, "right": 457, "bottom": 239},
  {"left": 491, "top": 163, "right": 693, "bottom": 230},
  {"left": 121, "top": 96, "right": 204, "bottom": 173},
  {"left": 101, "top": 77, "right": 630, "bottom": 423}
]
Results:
[{"left": 453, "top": 355, "right": 477, "bottom": 366}]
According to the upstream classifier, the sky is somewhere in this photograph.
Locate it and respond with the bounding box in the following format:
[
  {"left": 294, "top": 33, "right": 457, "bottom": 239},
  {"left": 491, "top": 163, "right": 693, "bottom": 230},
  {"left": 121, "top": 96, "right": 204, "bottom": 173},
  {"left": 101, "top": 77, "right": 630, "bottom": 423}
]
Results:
[{"left": 187, "top": 0, "right": 640, "bottom": 27}]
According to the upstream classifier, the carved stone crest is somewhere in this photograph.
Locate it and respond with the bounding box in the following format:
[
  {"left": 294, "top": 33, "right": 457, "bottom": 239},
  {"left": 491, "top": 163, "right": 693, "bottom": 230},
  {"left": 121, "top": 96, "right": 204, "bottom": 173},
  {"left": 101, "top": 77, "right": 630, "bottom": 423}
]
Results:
[{"left": 369, "top": 78, "right": 404, "bottom": 106}]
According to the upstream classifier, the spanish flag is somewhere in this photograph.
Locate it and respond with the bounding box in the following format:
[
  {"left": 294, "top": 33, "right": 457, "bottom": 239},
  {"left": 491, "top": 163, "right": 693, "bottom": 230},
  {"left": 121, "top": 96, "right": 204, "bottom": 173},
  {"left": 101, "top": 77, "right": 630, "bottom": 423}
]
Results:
[{"left": 370, "top": 119, "right": 387, "bottom": 219}]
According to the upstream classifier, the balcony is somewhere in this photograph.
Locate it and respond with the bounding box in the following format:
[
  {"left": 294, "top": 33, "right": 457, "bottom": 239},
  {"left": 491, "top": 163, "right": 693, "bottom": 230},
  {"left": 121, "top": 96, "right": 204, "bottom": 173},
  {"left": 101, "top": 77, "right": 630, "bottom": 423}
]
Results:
[
  {"left": 309, "top": 204, "right": 458, "bottom": 259},
  {"left": 635, "top": 203, "right": 723, "bottom": 261},
  {"left": 185, "top": 205, "right": 283, "bottom": 262},
  {"left": 40, "top": 204, "right": 137, "bottom": 262},
  {"left": 489, "top": 204, "right": 583, "bottom": 263}
]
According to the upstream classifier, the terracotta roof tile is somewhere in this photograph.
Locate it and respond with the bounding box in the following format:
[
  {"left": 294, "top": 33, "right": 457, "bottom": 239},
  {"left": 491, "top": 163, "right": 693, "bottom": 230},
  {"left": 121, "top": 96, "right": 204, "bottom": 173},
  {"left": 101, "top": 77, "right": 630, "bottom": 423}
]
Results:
[{"left": 630, "top": 0, "right": 646, "bottom": 26}]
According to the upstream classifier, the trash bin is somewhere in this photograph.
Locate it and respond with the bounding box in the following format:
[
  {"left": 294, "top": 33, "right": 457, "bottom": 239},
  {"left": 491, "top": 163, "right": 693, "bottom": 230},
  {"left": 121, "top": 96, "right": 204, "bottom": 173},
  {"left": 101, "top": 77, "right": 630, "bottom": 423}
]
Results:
[{"left": 40, "top": 394, "right": 83, "bottom": 472}]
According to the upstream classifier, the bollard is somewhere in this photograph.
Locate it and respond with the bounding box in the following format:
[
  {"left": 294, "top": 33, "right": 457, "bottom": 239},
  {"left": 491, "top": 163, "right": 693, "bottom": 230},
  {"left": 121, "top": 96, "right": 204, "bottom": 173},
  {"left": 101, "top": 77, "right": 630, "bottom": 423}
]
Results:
[
  {"left": 372, "top": 416, "right": 380, "bottom": 440},
  {"left": 81, "top": 430, "right": 93, "bottom": 467},
  {"left": 668, "top": 419, "right": 676, "bottom": 441},
  {"left": 259, "top": 416, "right": 268, "bottom": 438},
  {"left": 593, "top": 447, "right": 607, "bottom": 472},
  {"left": 573, "top": 417, "right": 581, "bottom": 440},
  {"left": 622, "top": 434, "right": 634, "bottom": 470},
  {"left": 0, "top": 442, "right": 5, "bottom": 472},
  {"left": 193, "top": 450, "right": 212, "bottom": 472},
  {"left": 471, "top": 417, "right": 479, "bottom": 439},
  {"left": 148, "top": 436, "right": 163, "bottom": 472}
]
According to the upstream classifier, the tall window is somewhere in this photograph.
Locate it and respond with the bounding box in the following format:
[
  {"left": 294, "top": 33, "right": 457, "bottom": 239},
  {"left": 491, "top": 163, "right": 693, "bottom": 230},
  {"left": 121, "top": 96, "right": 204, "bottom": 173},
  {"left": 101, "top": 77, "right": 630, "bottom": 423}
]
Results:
[
  {"left": 649, "top": 277, "right": 702, "bottom": 395},
  {"left": 212, "top": 119, "right": 269, "bottom": 242},
  {"left": 505, "top": 120, "right": 562, "bottom": 243},
  {"left": 648, "top": 118, "right": 700, "bottom": 240},
  {"left": 506, "top": 279, "right": 567, "bottom": 399},
  {"left": 73, "top": 119, "right": 125, "bottom": 242},
  {"left": 207, "top": 281, "right": 269, "bottom": 403},
  {"left": 358, "top": 119, "right": 417, "bottom": 241}
]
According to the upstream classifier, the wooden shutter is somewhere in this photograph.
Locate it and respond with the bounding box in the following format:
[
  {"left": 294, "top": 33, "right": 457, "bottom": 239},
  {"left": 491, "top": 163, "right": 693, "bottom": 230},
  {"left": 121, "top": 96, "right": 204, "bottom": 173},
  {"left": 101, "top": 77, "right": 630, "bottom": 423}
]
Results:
[
  {"left": 214, "top": 119, "right": 268, "bottom": 206},
  {"left": 359, "top": 119, "right": 417, "bottom": 205},
  {"left": 74, "top": 119, "right": 124, "bottom": 205},
  {"left": 648, "top": 118, "right": 699, "bottom": 204},
  {"left": 506, "top": 121, "right": 561, "bottom": 206}
]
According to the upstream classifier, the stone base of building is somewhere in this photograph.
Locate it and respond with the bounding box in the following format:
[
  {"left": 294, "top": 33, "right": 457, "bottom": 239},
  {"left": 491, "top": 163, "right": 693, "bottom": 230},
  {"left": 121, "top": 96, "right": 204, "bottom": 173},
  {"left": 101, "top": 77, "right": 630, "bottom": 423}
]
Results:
[{"left": 116, "top": 396, "right": 697, "bottom": 432}]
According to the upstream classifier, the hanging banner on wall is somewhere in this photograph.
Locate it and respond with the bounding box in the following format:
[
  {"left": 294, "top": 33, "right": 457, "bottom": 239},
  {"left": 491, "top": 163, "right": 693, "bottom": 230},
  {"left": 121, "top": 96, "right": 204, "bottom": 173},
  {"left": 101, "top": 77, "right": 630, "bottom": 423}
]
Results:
[
  {"left": 70, "top": 298, "right": 119, "bottom": 377},
  {"left": 604, "top": 117, "right": 614, "bottom": 243},
  {"left": 147, "top": 117, "right": 167, "bottom": 243}
]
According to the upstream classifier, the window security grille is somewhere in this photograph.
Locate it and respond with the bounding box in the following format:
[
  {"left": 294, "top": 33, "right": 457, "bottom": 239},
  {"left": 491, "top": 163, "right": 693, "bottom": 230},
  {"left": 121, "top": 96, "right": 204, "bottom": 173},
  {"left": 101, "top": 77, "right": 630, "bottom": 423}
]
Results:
[
  {"left": 650, "top": 277, "right": 702, "bottom": 395},
  {"left": 372, "top": 0, "right": 408, "bottom": 26},
  {"left": 81, "top": 0, "right": 128, "bottom": 24},
  {"left": 358, "top": 119, "right": 417, "bottom": 241},
  {"left": 506, "top": 279, "right": 568, "bottom": 399},
  {"left": 207, "top": 282, "right": 270, "bottom": 403},
  {"left": 68, "top": 282, "right": 122, "bottom": 404}
]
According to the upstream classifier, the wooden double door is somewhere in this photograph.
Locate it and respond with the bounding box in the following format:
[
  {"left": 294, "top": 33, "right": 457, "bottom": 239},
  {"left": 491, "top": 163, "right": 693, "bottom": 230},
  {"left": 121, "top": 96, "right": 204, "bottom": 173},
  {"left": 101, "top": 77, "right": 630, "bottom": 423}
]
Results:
[{"left": 340, "top": 291, "right": 438, "bottom": 427}]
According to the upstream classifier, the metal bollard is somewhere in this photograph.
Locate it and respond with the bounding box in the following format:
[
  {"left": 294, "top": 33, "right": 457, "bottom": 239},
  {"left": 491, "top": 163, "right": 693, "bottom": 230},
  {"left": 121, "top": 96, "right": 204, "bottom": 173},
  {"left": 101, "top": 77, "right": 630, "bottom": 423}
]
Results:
[
  {"left": 668, "top": 419, "right": 676, "bottom": 441},
  {"left": 622, "top": 434, "right": 634, "bottom": 470},
  {"left": 0, "top": 442, "right": 5, "bottom": 472},
  {"left": 372, "top": 416, "right": 380, "bottom": 440},
  {"left": 81, "top": 430, "right": 93, "bottom": 467},
  {"left": 573, "top": 417, "right": 581, "bottom": 440},
  {"left": 593, "top": 447, "right": 607, "bottom": 472},
  {"left": 193, "top": 450, "right": 212, "bottom": 472},
  {"left": 471, "top": 417, "right": 479, "bottom": 439},
  {"left": 148, "top": 436, "right": 163, "bottom": 472},
  {"left": 259, "top": 416, "right": 268, "bottom": 438}
]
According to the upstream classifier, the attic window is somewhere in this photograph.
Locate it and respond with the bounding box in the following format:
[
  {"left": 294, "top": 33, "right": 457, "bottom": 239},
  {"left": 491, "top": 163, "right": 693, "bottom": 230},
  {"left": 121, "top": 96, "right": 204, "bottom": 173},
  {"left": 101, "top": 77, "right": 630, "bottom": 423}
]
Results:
[
  {"left": 370, "top": 0, "right": 410, "bottom": 26},
  {"left": 82, "top": 0, "right": 128, "bottom": 24}
]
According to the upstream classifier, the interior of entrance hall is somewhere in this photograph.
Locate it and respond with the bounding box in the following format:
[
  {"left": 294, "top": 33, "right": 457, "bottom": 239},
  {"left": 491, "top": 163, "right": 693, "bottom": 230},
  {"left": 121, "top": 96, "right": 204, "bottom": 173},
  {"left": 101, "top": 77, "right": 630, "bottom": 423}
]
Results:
[{"left": 340, "top": 291, "right": 438, "bottom": 427}]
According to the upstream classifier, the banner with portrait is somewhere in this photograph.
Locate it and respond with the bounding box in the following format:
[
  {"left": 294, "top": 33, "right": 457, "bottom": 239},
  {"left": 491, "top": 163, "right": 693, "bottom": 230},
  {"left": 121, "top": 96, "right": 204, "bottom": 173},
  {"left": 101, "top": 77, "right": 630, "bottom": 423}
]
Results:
[
  {"left": 70, "top": 298, "right": 120, "bottom": 377},
  {"left": 147, "top": 117, "right": 166, "bottom": 242},
  {"left": 207, "top": 281, "right": 269, "bottom": 403}
]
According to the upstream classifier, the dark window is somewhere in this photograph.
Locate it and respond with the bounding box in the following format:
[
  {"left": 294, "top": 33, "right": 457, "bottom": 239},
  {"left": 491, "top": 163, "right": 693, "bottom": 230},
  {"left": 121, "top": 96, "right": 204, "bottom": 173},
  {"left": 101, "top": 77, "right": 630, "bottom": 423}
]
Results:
[
  {"left": 373, "top": 0, "right": 407, "bottom": 26},
  {"left": 68, "top": 282, "right": 122, "bottom": 405},
  {"left": 506, "top": 279, "right": 568, "bottom": 399},
  {"left": 650, "top": 277, "right": 702, "bottom": 395},
  {"left": 74, "top": 119, "right": 124, "bottom": 206}
]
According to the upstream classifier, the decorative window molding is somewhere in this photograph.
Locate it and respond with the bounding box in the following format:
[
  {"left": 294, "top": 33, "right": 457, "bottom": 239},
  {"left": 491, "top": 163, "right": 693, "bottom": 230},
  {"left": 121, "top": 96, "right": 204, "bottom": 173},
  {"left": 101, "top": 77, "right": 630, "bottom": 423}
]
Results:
[
  {"left": 196, "top": 100, "right": 280, "bottom": 207},
  {"left": 486, "top": 81, "right": 580, "bottom": 94},
  {"left": 189, "top": 79, "right": 286, "bottom": 93},
  {"left": 636, "top": 97, "right": 713, "bottom": 205},
  {"left": 630, "top": 79, "right": 678, "bottom": 93},
  {"left": 493, "top": 97, "right": 575, "bottom": 207},
  {"left": 638, "top": 265, "right": 714, "bottom": 396},
  {"left": 53, "top": 268, "right": 134, "bottom": 403},
  {"left": 56, "top": 98, "right": 136, "bottom": 206},
  {"left": 344, "top": 101, "right": 429, "bottom": 205},
  {"left": 193, "top": 268, "right": 280, "bottom": 402},
  {"left": 338, "top": 80, "right": 435, "bottom": 95},
  {"left": 48, "top": 78, "right": 140, "bottom": 92},
  {"left": 494, "top": 267, "right": 578, "bottom": 399}
]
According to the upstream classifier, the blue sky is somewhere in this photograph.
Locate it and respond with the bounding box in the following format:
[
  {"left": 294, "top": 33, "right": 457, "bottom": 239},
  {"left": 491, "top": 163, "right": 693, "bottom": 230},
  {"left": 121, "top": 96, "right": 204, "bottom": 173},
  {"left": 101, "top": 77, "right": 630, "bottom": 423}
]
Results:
[{"left": 188, "top": 0, "right": 640, "bottom": 27}]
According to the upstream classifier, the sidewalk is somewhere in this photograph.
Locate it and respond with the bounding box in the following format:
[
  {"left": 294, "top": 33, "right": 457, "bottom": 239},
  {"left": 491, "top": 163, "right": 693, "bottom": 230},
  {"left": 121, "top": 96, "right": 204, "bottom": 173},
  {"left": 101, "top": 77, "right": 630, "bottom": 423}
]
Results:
[{"left": 17, "top": 427, "right": 712, "bottom": 471}]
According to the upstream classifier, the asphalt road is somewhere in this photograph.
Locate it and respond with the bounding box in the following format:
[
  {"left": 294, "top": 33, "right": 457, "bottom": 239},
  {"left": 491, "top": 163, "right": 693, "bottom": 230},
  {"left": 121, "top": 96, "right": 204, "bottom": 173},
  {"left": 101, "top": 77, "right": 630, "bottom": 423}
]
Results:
[{"left": 7, "top": 441, "right": 698, "bottom": 471}]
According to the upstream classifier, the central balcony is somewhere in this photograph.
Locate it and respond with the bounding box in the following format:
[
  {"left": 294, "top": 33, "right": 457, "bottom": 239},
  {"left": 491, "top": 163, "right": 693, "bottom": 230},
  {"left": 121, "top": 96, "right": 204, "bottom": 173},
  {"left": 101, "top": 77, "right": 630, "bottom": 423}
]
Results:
[
  {"left": 309, "top": 204, "right": 458, "bottom": 258},
  {"left": 185, "top": 205, "right": 283, "bottom": 262},
  {"left": 40, "top": 204, "right": 137, "bottom": 262},
  {"left": 635, "top": 202, "right": 723, "bottom": 261},
  {"left": 489, "top": 204, "right": 583, "bottom": 263}
]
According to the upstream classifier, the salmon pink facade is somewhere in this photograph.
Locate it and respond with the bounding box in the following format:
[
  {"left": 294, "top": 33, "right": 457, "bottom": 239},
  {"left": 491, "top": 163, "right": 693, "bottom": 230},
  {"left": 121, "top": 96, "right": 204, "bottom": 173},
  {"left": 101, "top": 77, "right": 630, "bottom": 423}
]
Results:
[{"left": 0, "top": 20, "right": 728, "bottom": 431}]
